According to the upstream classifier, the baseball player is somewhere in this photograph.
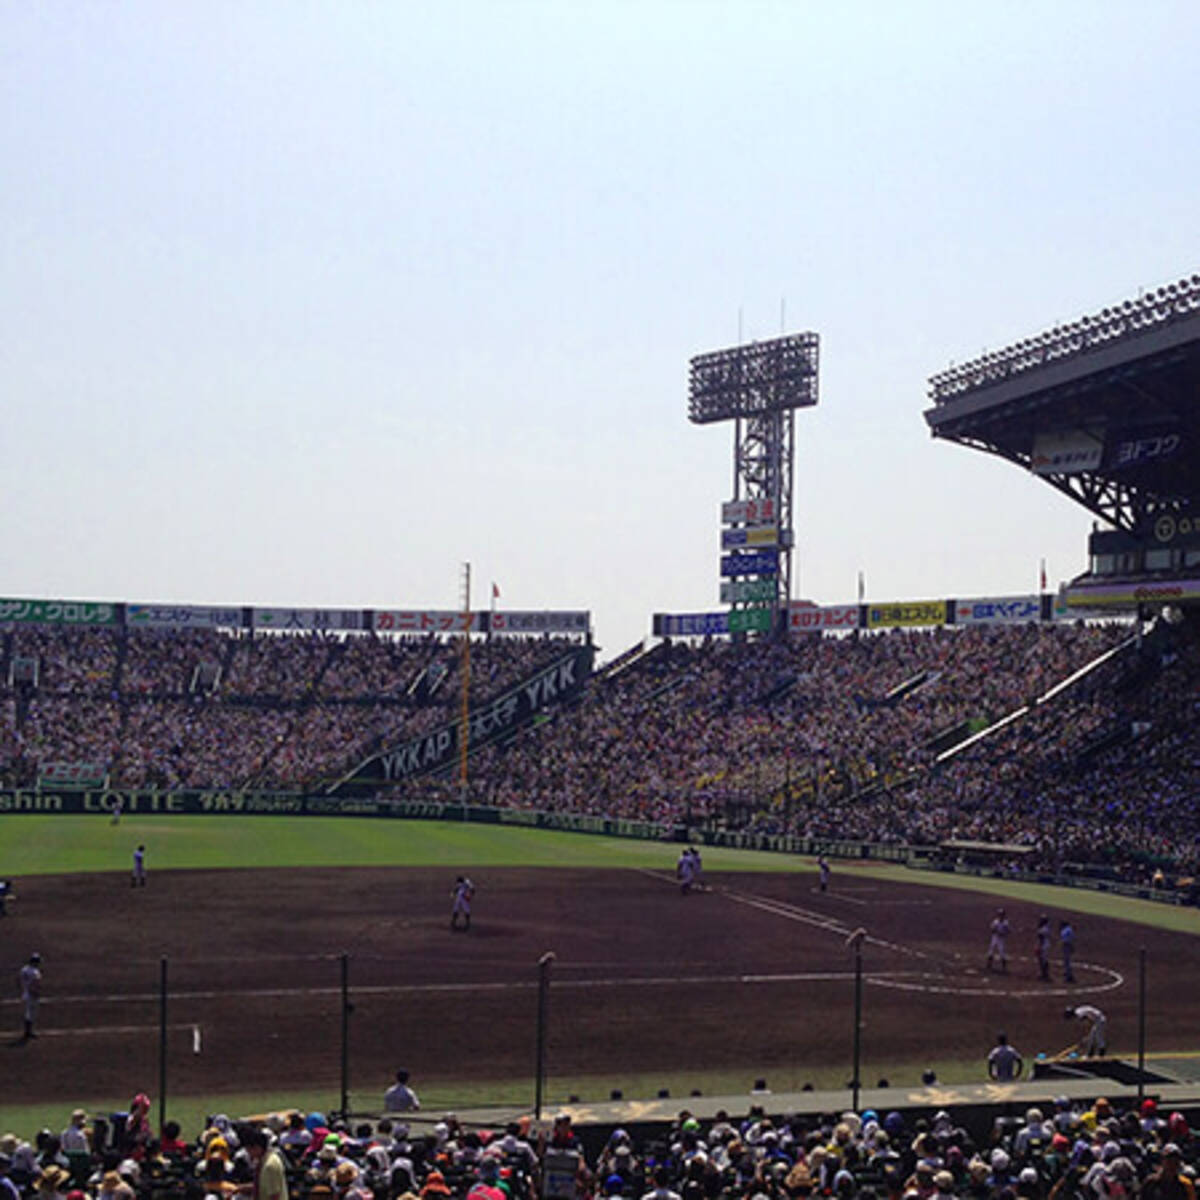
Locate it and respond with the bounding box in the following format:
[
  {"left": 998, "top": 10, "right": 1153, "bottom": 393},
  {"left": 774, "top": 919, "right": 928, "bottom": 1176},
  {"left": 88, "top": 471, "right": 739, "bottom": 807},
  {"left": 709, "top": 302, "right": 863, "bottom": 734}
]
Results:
[
  {"left": 1035, "top": 914, "right": 1052, "bottom": 981},
  {"left": 19, "top": 952, "right": 42, "bottom": 1040},
  {"left": 1065, "top": 1004, "right": 1106, "bottom": 1057},
  {"left": 451, "top": 876, "right": 475, "bottom": 931},
  {"left": 818, "top": 855, "right": 831, "bottom": 893},
  {"left": 132, "top": 844, "right": 147, "bottom": 888},
  {"left": 987, "top": 907, "right": 1011, "bottom": 973},
  {"left": 987, "top": 1031, "right": 1023, "bottom": 1081},
  {"left": 1059, "top": 919, "right": 1076, "bottom": 983},
  {"left": 676, "top": 848, "right": 697, "bottom": 895}
]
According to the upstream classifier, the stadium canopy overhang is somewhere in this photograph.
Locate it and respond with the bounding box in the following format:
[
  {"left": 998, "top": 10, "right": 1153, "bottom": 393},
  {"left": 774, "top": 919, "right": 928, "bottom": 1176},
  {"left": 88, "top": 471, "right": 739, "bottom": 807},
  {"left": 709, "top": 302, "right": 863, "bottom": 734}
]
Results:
[{"left": 924, "top": 295, "right": 1200, "bottom": 538}]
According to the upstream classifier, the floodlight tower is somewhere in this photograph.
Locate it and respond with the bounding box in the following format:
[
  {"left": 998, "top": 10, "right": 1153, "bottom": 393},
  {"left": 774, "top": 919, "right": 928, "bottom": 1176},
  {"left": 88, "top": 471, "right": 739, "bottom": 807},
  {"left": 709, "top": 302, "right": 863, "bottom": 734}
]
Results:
[{"left": 688, "top": 332, "right": 820, "bottom": 632}]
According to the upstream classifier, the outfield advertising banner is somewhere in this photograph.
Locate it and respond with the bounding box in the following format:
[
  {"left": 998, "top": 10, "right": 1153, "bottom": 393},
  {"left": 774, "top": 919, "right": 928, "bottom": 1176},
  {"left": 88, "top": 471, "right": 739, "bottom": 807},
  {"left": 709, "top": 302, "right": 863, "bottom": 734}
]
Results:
[
  {"left": 490, "top": 611, "right": 590, "bottom": 635},
  {"left": 728, "top": 608, "right": 773, "bottom": 634},
  {"left": 1031, "top": 429, "right": 1104, "bottom": 475},
  {"left": 720, "top": 550, "right": 779, "bottom": 577},
  {"left": 254, "top": 607, "right": 365, "bottom": 632},
  {"left": 0, "top": 599, "right": 116, "bottom": 626},
  {"left": 373, "top": 609, "right": 486, "bottom": 634},
  {"left": 653, "top": 612, "right": 729, "bottom": 637},
  {"left": 721, "top": 579, "right": 777, "bottom": 604},
  {"left": 338, "top": 645, "right": 594, "bottom": 787},
  {"left": 788, "top": 603, "right": 862, "bottom": 632},
  {"left": 1065, "top": 577, "right": 1200, "bottom": 609},
  {"left": 127, "top": 604, "right": 243, "bottom": 630},
  {"left": 721, "top": 526, "right": 781, "bottom": 550},
  {"left": 1106, "top": 428, "right": 1182, "bottom": 472},
  {"left": 721, "top": 497, "right": 777, "bottom": 525},
  {"left": 954, "top": 595, "right": 1041, "bottom": 625},
  {"left": 867, "top": 601, "right": 949, "bottom": 629}
]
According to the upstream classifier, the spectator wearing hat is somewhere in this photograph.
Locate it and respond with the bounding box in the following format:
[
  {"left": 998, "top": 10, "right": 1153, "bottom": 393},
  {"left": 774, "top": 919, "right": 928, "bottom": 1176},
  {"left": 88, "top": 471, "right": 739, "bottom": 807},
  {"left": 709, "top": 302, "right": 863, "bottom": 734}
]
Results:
[
  {"left": 420, "top": 1169, "right": 452, "bottom": 1200},
  {"left": 333, "top": 1160, "right": 370, "bottom": 1200},
  {"left": 495, "top": 1123, "right": 539, "bottom": 1177},
  {"left": 596, "top": 1172, "right": 628, "bottom": 1200},
  {"left": 120, "top": 1094, "right": 153, "bottom": 1160},
  {"left": 1015, "top": 1110, "right": 1052, "bottom": 1158},
  {"left": 96, "top": 1171, "right": 134, "bottom": 1200},
  {"left": 199, "top": 1154, "right": 239, "bottom": 1200},
  {"left": 59, "top": 1112, "right": 89, "bottom": 1156},
  {"left": 1017, "top": 1164, "right": 1046, "bottom": 1200},
  {"left": 35, "top": 1166, "right": 69, "bottom": 1200}
]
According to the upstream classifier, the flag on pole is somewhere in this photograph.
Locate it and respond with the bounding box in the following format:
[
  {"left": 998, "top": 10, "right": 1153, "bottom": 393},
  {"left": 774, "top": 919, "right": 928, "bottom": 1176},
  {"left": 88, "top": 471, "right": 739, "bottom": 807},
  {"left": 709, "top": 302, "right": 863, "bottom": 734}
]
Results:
[
  {"left": 492, "top": 582, "right": 500, "bottom": 600},
  {"left": 857, "top": 571, "right": 865, "bottom": 603},
  {"left": 1040, "top": 559, "right": 1047, "bottom": 592}
]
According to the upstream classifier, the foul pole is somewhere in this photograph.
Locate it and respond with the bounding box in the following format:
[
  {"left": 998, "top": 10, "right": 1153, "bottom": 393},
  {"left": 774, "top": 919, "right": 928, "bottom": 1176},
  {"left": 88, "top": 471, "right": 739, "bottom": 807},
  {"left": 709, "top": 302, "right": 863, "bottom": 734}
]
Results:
[{"left": 458, "top": 562, "right": 471, "bottom": 790}]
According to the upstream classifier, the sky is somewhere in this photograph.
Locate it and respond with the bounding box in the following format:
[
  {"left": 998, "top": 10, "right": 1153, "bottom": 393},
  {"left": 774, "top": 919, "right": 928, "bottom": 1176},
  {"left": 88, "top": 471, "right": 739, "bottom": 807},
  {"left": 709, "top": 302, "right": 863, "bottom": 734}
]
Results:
[{"left": 4, "top": 2, "right": 1199, "bottom": 658}]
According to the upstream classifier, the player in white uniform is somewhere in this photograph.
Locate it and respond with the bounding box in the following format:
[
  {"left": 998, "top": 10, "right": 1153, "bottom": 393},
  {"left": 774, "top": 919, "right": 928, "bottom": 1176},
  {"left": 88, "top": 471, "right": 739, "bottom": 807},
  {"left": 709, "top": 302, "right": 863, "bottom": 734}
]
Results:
[
  {"left": 1065, "top": 1004, "right": 1107, "bottom": 1057},
  {"left": 451, "top": 876, "right": 475, "bottom": 931},
  {"left": 19, "top": 952, "right": 42, "bottom": 1040},
  {"left": 987, "top": 907, "right": 1011, "bottom": 973},
  {"left": 676, "top": 848, "right": 697, "bottom": 895}
]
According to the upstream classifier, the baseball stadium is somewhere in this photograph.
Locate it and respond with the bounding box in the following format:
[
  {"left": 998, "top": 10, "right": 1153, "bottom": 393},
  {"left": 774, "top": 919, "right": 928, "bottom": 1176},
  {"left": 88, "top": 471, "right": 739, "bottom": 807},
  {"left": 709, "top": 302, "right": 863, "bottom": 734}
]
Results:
[{"left": 3, "top": 270, "right": 1200, "bottom": 1200}]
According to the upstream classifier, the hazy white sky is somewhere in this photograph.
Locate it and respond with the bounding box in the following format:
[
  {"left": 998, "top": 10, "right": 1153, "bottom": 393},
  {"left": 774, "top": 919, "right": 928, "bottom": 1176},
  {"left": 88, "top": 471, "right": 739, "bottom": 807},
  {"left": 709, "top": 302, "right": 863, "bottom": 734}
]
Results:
[{"left": 4, "top": 2, "right": 1198, "bottom": 656}]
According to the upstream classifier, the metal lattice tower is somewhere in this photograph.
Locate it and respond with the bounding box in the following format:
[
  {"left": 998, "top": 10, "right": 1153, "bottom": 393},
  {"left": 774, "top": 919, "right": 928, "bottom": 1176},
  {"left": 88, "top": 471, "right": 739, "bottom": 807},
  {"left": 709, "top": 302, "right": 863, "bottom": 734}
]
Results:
[{"left": 689, "top": 332, "right": 820, "bottom": 630}]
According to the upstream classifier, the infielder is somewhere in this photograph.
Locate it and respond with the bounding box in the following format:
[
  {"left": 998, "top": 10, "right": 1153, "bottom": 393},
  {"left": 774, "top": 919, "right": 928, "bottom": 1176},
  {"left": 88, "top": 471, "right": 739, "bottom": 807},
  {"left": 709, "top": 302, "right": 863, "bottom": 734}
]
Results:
[
  {"left": 1059, "top": 919, "right": 1076, "bottom": 983},
  {"left": 19, "top": 952, "right": 42, "bottom": 1040},
  {"left": 1065, "top": 1004, "right": 1106, "bottom": 1057},
  {"left": 987, "top": 907, "right": 1011, "bottom": 973},
  {"left": 818, "top": 855, "right": 831, "bottom": 893},
  {"left": 451, "top": 876, "right": 475, "bottom": 931}
]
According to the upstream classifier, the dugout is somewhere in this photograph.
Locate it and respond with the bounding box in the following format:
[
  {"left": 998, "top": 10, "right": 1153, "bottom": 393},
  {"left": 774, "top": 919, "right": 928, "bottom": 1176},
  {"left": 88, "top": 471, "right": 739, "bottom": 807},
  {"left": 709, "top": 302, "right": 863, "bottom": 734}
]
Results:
[{"left": 935, "top": 840, "right": 1035, "bottom": 873}]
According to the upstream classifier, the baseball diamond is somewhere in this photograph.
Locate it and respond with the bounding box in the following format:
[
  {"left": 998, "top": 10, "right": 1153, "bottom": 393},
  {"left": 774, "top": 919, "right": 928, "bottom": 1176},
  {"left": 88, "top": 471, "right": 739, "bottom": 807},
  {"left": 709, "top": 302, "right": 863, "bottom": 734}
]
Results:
[{"left": 0, "top": 860, "right": 1192, "bottom": 1108}]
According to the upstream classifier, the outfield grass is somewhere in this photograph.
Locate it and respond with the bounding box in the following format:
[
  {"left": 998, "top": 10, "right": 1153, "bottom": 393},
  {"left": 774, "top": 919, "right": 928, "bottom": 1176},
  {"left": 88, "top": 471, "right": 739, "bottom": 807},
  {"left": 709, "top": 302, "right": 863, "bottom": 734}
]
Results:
[
  {"left": 0, "top": 815, "right": 818, "bottom": 875},
  {"left": 3, "top": 814, "right": 1199, "bottom": 934}
]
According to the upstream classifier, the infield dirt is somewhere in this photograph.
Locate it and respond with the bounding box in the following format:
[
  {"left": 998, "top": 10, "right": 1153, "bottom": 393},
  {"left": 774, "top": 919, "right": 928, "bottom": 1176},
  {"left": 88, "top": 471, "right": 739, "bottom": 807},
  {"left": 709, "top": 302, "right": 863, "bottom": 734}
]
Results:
[{"left": 0, "top": 865, "right": 1191, "bottom": 1107}]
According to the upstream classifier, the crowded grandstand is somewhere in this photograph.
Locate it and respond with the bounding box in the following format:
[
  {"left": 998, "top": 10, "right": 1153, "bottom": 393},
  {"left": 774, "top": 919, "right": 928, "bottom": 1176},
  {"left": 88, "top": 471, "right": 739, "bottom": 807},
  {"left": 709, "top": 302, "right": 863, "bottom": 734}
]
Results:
[
  {"left": 2, "top": 600, "right": 1197, "bottom": 885},
  {"left": 1, "top": 1092, "right": 1197, "bottom": 1200}
]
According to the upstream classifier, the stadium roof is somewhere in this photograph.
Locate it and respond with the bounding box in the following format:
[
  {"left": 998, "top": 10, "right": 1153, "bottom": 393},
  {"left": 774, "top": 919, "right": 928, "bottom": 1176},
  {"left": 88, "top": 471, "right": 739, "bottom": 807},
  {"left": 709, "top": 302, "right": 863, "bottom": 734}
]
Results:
[{"left": 924, "top": 275, "right": 1200, "bottom": 534}]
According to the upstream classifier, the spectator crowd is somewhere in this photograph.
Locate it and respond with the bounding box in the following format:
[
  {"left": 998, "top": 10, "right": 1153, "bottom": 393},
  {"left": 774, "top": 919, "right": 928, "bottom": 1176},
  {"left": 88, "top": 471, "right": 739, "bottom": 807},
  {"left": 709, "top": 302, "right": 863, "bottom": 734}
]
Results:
[
  {"left": 2, "top": 1090, "right": 1198, "bottom": 1200},
  {"left": 0, "top": 629, "right": 575, "bottom": 792},
  {"left": 3, "top": 612, "right": 1199, "bottom": 883}
]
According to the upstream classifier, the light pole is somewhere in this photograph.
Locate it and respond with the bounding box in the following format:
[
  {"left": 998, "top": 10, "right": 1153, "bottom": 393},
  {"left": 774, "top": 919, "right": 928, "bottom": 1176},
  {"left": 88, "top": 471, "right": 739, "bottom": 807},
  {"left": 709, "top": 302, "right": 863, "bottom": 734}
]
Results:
[{"left": 846, "top": 928, "right": 866, "bottom": 1112}]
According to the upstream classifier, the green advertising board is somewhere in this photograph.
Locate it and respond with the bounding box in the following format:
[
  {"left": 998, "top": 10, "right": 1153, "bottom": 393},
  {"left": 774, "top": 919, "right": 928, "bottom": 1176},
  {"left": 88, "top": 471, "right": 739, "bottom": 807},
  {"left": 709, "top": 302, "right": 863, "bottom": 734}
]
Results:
[
  {"left": 728, "top": 607, "right": 773, "bottom": 633},
  {"left": 0, "top": 599, "right": 116, "bottom": 625}
]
